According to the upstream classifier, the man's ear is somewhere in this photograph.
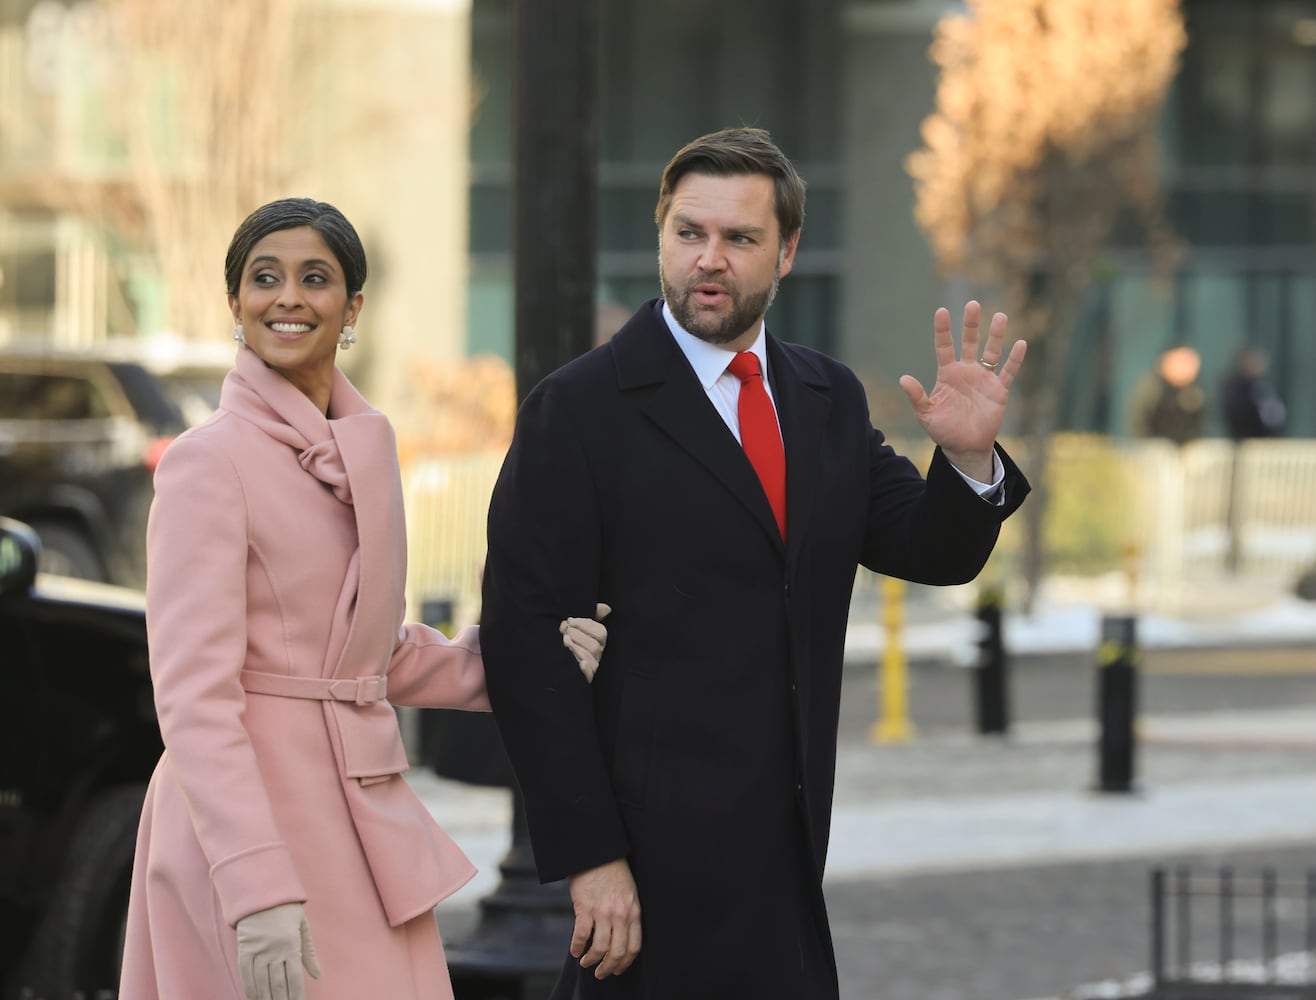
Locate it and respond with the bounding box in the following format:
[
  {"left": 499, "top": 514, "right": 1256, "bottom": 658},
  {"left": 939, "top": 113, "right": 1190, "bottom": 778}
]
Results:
[{"left": 776, "top": 232, "right": 800, "bottom": 280}]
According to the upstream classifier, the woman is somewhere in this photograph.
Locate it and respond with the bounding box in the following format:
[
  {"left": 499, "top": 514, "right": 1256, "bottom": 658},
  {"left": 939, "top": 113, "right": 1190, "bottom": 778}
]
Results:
[{"left": 118, "top": 198, "right": 607, "bottom": 1000}]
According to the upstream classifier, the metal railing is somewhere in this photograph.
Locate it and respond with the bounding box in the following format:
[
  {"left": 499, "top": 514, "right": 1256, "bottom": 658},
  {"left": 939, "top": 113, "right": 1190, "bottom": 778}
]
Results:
[
  {"left": 1150, "top": 867, "right": 1316, "bottom": 999},
  {"left": 403, "top": 450, "right": 505, "bottom": 626},
  {"left": 401, "top": 437, "right": 1316, "bottom": 620}
]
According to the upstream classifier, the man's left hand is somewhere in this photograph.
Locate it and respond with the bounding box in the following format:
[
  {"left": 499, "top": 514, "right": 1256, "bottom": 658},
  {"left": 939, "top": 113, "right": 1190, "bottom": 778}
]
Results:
[{"left": 898, "top": 301, "right": 1026, "bottom": 482}]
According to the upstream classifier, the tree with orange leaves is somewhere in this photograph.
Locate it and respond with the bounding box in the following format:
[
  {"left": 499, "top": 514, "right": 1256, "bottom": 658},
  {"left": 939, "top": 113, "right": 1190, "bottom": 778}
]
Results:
[{"left": 906, "top": 0, "right": 1186, "bottom": 606}]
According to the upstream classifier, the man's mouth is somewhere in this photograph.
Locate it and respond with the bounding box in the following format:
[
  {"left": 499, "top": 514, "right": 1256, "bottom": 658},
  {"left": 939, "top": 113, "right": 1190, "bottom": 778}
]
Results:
[{"left": 693, "top": 284, "right": 729, "bottom": 305}]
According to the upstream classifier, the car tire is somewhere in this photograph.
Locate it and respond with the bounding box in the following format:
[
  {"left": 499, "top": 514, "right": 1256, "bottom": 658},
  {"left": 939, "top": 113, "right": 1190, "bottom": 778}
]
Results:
[
  {"left": 12, "top": 785, "right": 146, "bottom": 1000},
  {"left": 28, "top": 522, "right": 105, "bottom": 582}
]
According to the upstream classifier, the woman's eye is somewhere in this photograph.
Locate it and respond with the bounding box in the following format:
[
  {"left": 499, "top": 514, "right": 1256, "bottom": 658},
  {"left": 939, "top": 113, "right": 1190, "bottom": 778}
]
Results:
[
  {"left": 253, "top": 272, "right": 278, "bottom": 285},
  {"left": 304, "top": 273, "right": 326, "bottom": 285}
]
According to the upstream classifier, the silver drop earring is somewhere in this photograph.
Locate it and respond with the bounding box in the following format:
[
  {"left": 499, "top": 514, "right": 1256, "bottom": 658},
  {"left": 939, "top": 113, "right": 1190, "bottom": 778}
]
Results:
[
  {"left": 338, "top": 325, "right": 357, "bottom": 350},
  {"left": 233, "top": 322, "right": 247, "bottom": 348}
]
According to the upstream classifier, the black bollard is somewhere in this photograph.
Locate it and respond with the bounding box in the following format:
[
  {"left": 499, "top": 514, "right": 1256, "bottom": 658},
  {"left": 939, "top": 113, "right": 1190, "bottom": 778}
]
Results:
[
  {"left": 1095, "top": 614, "right": 1139, "bottom": 793},
  {"left": 973, "top": 588, "right": 1010, "bottom": 736}
]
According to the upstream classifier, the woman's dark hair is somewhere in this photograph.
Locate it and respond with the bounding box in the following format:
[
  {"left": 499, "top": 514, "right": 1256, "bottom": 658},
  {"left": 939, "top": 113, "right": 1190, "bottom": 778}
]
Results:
[
  {"left": 224, "top": 198, "right": 368, "bottom": 298},
  {"left": 654, "top": 127, "right": 806, "bottom": 243}
]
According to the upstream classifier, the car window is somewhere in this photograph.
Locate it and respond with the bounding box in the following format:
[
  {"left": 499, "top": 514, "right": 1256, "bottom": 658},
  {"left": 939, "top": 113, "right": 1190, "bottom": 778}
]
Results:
[
  {"left": 155, "top": 371, "right": 225, "bottom": 427},
  {"left": 0, "top": 372, "right": 111, "bottom": 421}
]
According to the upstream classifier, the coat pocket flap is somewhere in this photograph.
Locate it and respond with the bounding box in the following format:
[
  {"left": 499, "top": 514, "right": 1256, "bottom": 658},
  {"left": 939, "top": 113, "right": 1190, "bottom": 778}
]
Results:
[{"left": 327, "top": 700, "right": 411, "bottom": 780}]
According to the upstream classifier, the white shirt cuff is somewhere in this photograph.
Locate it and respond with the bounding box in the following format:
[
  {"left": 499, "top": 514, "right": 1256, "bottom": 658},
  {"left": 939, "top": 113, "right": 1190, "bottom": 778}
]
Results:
[{"left": 951, "top": 448, "right": 1005, "bottom": 505}]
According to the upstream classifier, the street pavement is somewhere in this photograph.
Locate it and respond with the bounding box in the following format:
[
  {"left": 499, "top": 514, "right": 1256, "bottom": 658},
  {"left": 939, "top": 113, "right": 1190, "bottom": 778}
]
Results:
[{"left": 410, "top": 575, "right": 1316, "bottom": 999}]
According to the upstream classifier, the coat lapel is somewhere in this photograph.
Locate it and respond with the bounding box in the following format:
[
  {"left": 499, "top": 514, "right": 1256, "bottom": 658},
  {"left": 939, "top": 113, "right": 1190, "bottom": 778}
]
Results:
[
  {"left": 321, "top": 404, "right": 413, "bottom": 789},
  {"left": 612, "top": 302, "right": 829, "bottom": 554},
  {"left": 767, "top": 338, "right": 832, "bottom": 569},
  {"left": 327, "top": 409, "right": 406, "bottom": 678}
]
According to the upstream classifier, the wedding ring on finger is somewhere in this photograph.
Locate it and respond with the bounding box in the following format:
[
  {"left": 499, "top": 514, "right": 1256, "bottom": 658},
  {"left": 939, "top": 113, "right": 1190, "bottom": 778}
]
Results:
[{"left": 978, "top": 358, "right": 999, "bottom": 370}]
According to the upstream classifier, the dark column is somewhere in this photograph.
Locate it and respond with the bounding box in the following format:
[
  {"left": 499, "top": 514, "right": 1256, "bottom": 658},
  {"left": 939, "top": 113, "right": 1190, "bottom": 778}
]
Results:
[
  {"left": 511, "top": 0, "right": 599, "bottom": 402},
  {"left": 443, "top": 2, "right": 599, "bottom": 996}
]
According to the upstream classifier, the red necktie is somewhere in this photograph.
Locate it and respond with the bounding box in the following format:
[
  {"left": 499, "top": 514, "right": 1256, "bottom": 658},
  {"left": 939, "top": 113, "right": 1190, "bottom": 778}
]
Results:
[{"left": 727, "top": 351, "right": 786, "bottom": 540}]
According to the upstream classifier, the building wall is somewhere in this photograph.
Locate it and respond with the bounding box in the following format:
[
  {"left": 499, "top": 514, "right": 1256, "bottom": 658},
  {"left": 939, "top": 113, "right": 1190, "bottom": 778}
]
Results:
[
  {"left": 467, "top": 0, "right": 845, "bottom": 359},
  {"left": 839, "top": 0, "right": 954, "bottom": 437},
  {"left": 318, "top": 0, "right": 473, "bottom": 435},
  {"left": 3, "top": 0, "right": 1314, "bottom": 441},
  {"left": 0, "top": 0, "right": 473, "bottom": 442}
]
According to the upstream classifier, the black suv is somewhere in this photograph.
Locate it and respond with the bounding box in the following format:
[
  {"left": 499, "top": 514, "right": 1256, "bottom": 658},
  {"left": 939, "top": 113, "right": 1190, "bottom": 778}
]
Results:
[
  {"left": 0, "top": 518, "right": 160, "bottom": 1000},
  {"left": 0, "top": 342, "right": 229, "bottom": 590}
]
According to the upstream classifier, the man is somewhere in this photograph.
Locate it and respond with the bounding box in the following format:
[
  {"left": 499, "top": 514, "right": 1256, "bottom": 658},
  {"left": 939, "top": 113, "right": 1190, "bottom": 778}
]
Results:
[
  {"left": 480, "top": 127, "right": 1029, "bottom": 999},
  {"left": 1128, "top": 345, "right": 1205, "bottom": 445}
]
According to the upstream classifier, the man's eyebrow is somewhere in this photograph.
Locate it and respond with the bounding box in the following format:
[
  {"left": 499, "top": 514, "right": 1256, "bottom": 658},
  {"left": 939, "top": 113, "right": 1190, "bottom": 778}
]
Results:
[
  {"left": 671, "top": 214, "right": 768, "bottom": 238},
  {"left": 723, "top": 224, "right": 767, "bottom": 238}
]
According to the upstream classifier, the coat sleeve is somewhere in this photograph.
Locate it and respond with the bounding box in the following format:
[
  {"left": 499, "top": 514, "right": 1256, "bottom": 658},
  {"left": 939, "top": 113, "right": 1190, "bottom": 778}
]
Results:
[
  {"left": 479, "top": 378, "right": 629, "bottom": 884},
  {"left": 385, "top": 622, "right": 490, "bottom": 711},
  {"left": 857, "top": 421, "right": 1030, "bottom": 584},
  {"left": 145, "top": 431, "right": 307, "bottom": 926}
]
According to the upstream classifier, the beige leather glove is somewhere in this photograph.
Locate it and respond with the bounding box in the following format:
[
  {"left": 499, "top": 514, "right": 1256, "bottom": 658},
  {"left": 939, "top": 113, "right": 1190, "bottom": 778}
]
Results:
[
  {"left": 561, "top": 602, "right": 612, "bottom": 683},
  {"left": 235, "top": 901, "right": 320, "bottom": 1000}
]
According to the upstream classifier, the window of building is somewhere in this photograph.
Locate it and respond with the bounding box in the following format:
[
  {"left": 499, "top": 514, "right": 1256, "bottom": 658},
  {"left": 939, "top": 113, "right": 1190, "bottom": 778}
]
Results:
[{"left": 467, "top": 0, "right": 842, "bottom": 358}]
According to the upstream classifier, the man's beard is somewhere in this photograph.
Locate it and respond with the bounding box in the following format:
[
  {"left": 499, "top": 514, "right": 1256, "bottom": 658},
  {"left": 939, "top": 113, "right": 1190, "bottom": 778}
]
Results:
[{"left": 659, "top": 262, "right": 781, "bottom": 346}]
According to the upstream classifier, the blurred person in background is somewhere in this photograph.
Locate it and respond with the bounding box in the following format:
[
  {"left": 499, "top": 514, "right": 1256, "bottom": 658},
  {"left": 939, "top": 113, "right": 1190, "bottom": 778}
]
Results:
[
  {"left": 1221, "top": 345, "right": 1286, "bottom": 441},
  {"left": 479, "top": 127, "right": 1030, "bottom": 1000},
  {"left": 1220, "top": 345, "right": 1287, "bottom": 572},
  {"left": 117, "top": 197, "right": 608, "bottom": 1000},
  {"left": 1129, "top": 344, "right": 1206, "bottom": 445}
]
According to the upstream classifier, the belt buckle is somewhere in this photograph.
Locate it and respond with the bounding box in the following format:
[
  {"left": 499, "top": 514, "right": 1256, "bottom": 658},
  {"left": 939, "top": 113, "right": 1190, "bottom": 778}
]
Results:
[{"left": 355, "top": 675, "right": 386, "bottom": 707}]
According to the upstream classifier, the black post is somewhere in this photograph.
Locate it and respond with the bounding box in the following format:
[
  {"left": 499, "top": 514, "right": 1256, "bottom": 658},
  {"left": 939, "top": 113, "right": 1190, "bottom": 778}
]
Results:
[
  {"left": 441, "top": 795, "right": 573, "bottom": 999},
  {"left": 1150, "top": 866, "right": 1165, "bottom": 989},
  {"left": 1095, "top": 613, "right": 1138, "bottom": 793},
  {"left": 972, "top": 587, "right": 1009, "bottom": 736},
  {"left": 443, "top": 0, "right": 599, "bottom": 995},
  {"left": 510, "top": 0, "right": 599, "bottom": 403}
]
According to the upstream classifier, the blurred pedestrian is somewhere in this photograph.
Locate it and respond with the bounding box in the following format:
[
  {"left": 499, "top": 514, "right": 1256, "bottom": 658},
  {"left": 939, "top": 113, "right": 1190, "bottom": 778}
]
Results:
[
  {"left": 479, "top": 127, "right": 1031, "bottom": 1000},
  {"left": 1221, "top": 345, "right": 1286, "bottom": 440},
  {"left": 117, "top": 197, "right": 608, "bottom": 1000},
  {"left": 1128, "top": 345, "right": 1205, "bottom": 445},
  {"left": 1219, "top": 345, "right": 1286, "bottom": 572}
]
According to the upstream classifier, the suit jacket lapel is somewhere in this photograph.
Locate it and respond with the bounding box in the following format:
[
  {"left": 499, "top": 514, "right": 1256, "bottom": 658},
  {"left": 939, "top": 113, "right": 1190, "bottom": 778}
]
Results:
[
  {"left": 614, "top": 304, "right": 784, "bottom": 550},
  {"left": 767, "top": 337, "right": 832, "bottom": 570},
  {"left": 613, "top": 303, "right": 835, "bottom": 555}
]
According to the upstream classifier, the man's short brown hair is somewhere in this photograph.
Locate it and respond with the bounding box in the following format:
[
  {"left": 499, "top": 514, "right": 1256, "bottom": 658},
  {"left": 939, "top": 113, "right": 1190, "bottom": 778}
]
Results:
[{"left": 654, "top": 128, "right": 807, "bottom": 243}]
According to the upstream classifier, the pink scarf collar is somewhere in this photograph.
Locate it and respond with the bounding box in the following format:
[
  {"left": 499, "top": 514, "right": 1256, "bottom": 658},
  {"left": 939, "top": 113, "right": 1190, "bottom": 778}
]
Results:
[{"left": 219, "top": 347, "right": 377, "bottom": 504}]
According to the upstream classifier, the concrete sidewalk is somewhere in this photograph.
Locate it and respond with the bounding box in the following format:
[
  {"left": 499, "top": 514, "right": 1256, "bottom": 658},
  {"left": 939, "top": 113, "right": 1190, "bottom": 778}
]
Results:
[
  {"left": 410, "top": 576, "right": 1316, "bottom": 998},
  {"left": 409, "top": 704, "right": 1316, "bottom": 910},
  {"left": 823, "top": 707, "right": 1316, "bottom": 884},
  {"left": 844, "top": 572, "right": 1316, "bottom": 667}
]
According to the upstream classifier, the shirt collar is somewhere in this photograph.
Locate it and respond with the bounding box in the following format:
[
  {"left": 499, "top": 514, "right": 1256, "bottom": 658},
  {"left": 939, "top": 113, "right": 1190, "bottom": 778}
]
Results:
[{"left": 661, "top": 299, "right": 769, "bottom": 389}]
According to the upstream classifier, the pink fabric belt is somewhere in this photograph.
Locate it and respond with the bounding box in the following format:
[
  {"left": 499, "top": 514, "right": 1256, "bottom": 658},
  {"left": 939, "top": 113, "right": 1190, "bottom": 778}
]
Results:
[{"left": 239, "top": 669, "right": 388, "bottom": 707}]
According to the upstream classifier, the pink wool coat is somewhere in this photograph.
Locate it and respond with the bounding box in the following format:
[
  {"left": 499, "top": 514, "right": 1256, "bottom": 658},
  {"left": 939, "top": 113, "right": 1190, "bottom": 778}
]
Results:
[{"left": 119, "top": 347, "right": 489, "bottom": 1000}]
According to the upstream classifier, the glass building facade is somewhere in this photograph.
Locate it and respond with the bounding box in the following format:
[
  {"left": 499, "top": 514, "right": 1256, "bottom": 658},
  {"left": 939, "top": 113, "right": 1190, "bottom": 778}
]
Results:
[{"left": 467, "top": 0, "right": 1316, "bottom": 437}]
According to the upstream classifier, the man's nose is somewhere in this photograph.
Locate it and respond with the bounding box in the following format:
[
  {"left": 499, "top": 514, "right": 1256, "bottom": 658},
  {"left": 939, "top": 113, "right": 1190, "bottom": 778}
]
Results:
[{"left": 697, "top": 239, "right": 727, "bottom": 272}]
